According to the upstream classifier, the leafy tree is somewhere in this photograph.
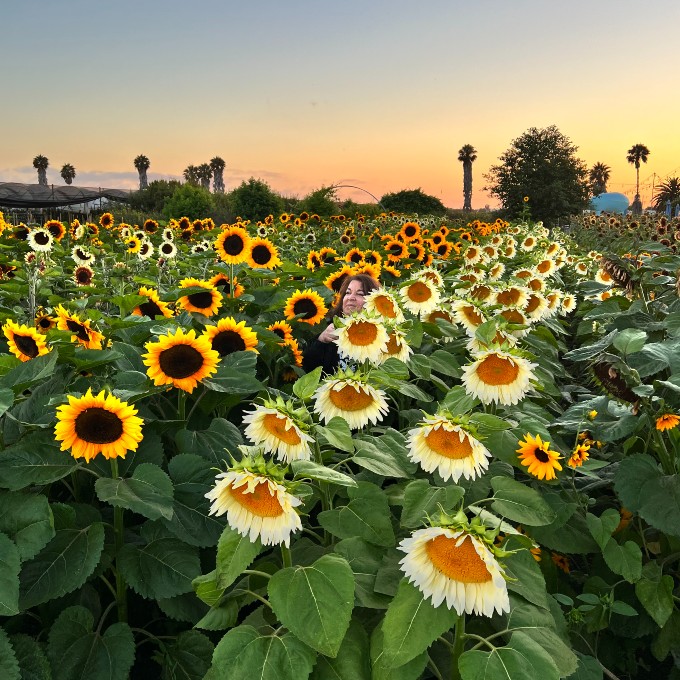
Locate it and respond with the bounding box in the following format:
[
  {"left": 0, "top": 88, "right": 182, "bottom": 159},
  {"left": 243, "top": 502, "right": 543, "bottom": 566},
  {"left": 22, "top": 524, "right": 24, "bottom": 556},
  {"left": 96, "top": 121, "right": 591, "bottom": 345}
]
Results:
[
  {"left": 134, "top": 155, "right": 150, "bottom": 190},
  {"left": 458, "top": 144, "right": 477, "bottom": 210},
  {"left": 297, "top": 186, "right": 339, "bottom": 218},
  {"left": 652, "top": 177, "right": 680, "bottom": 212},
  {"left": 128, "top": 179, "right": 182, "bottom": 214},
  {"left": 183, "top": 165, "right": 199, "bottom": 185},
  {"left": 163, "top": 183, "right": 212, "bottom": 220},
  {"left": 626, "top": 143, "right": 650, "bottom": 214},
  {"left": 484, "top": 125, "right": 590, "bottom": 223},
  {"left": 60, "top": 163, "right": 76, "bottom": 185},
  {"left": 589, "top": 162, "right": 611, "bottom": 196},
  {"left": 227, "top": 178, "right": 284, "bottom": 222},
  {"left": 380, "top": 188, "right": 447, "bottom": 216},
  {"left": 210, "top": 157, "right": 226, "bottom": 194},
  {"left": 33, "top": 154, "right": 49, "bottom": 186}
]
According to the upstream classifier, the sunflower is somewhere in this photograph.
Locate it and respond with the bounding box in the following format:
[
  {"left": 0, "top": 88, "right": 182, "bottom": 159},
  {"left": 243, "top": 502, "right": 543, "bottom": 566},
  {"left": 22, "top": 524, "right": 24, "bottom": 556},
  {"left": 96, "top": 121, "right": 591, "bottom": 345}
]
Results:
[
  {"left": 495, "top": 286, "right": 529, "bottom": 308},
  {"left": 125, "top": 236, "right": 142, "bottom": 254},
  {"left": 380, "top": 327, "right": 413, "bottom": 363},
  {"left": 45, "top": 220, "right": 66, "bottom": 241},
  {"left": 205, "top": 469, "right": 302, "bottom": 546},
  {"left": 523, "top": 293, "right": 549, "bottom": 322},
  {"left": 28, "top": 227, "right": 54, "bottom": 252},
  {"left": 284, "top": 290, "right": 328, "bottom": 325},
  {"left": 247, "top": 237, "right": 281, "bottom": 269},
  {"left": 177, "top": 278, "right": 222, "bottom": 317},
  {"left": 656, "top": 413, "right": 680, "bottom": 432},
  {"left": 284, "top": 337, "right": 304, "bottom": 367},
  {"left": 159, "top": 241, "right": 177, "bottom": 259},
  {"left": 345, "top": 247, "right": 364, "bottom": 264},
  {"left": 363, "top": 289, "right": 404, "bottom": 322},
  {"left": 215, "top": 225, "right": 250, "bottom": 264},
  {"left": 55, "top": 305, "right": 104, "bottom": 350},
  {"left": 400, "top": 278, "right": 441, "bottom": 316},
  {"left": 132, "top": 286, "right": 174, "bottom": 319},
  {"left": 54, "top": 389, "right": 143, "bottom": 462},
  {"left": 306, "top": 250, "right": 322, "bottom": 271},
  {"left": 3, "top": 320, "right": 51, "bottom": 362},
  {"left": 568, "top": 442, "right": 590, "bottom": 468},
  {"left": 398, "top": 526, "right": 510, "bottom": 616},
  {"left": 534, "top": 258, "right": 556, "bottom": 277},
  {"left": 516, "top": 433, "right": 562, "bottom": 480},
  {"left": 71, "top": 245, "right": 95, "bottom": 266},
  {"left": 243, "top": 402, "right": 314, "bottom": 463},
  {"left": 521, "top": 236, "right": 537, "bottom": 252},
  {"left": 335, "top": 314, "right": 389, "bottom": 365},
  {"left": 451, "top": 300, "right": 487, "bottom": 336},
  {"left": 313, "top": 372, "right": 389, "bottom": 430},
  {"left": 143, "top": 328, "right": 220, "bottom": 393},
  {"left": 400, "top": 221, "right": 421, "bottom": 242},
  {"left": 461, "top": 349, "right": 536, "bottom": 405},
  {"left": 265, "top": 321, "right": 293, "bottom": 343},
  {"left": 35, "top": 312, "right": 56, "bottom": 333},
  {"left": 209, "top": 272, "right": 244, "bottom": 298},
  {"left": 462, "top": 245, "right": 484, "bottom": 267},
  {"left": 203, "top": 317, "right": 258, "bottom": 357},
  {"left": 319, "top": 247, "right": 338, "bottom": 263},
  {"left": 99, "top": 212, "right": 114, "bottom": 229},
  {"left": 385, "top": 239, "right": 409, "bottom": 262},
  {"left": 73, "top": 265, "right": 95, "bottom": 286}
]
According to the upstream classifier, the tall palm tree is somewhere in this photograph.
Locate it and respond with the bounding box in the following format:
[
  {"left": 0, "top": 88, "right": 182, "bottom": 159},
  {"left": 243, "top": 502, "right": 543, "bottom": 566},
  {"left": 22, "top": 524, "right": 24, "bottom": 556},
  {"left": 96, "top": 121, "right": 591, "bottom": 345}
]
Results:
[
  {"left": 134, "top": 155, "right": 150, "bottom": 190},
  {"left": 210, "top": 156, "right": 226, "bottom": 193},
  {"left": 589, "top": 162, "right": 611, "bottom": 196},
  {"left": 60, "top": 163, "right": 76, "bottom": 185},
  {"left": 196, "top": 163, "right": 212, "bottom": 191},
  {"left": 183, "top": 165, "right": 199, "bottom": 185},
  {"left": 652, "top": 177, "right": 680, "bottom": 212},
  {"left": 33, "top": 155, "right": 49, "bottom": 186},
  {"left": 457, "top": 144, "right": 477, "bottom": 211},
  {"left": 626, "top": 143, "right": 650, "bottom": 213}
]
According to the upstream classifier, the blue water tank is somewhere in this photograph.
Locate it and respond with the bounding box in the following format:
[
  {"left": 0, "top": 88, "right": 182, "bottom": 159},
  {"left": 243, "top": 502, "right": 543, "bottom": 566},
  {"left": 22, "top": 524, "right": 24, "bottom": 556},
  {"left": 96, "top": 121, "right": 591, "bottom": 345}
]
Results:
[{"left": 590, "top": 192, "right": 630, "bottom": 215}]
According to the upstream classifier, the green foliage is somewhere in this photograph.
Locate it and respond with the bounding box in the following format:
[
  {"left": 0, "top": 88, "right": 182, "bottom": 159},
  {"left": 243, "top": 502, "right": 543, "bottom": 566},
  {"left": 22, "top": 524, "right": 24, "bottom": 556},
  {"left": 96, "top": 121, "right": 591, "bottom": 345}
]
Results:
[
  {"left": 128, "top": 179, "right": 182, "bottom": 214},
  {"left": 297, "top": 186, "right": 339, "bottom": 218},
  {"left": 226, "top": 177, "right": 284, "bottom": 222},
  {"left": 380, "top": 188, "right": 447, "bottom": 216},
  {"left": 163, "top": 183, "right": 213, "bottom": 220}
]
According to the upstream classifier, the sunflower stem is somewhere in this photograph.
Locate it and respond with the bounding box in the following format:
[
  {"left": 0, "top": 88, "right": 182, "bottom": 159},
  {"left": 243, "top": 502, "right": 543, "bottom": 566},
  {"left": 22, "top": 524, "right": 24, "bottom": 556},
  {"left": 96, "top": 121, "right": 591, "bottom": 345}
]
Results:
[
  {"left": 451, "top": 614, "right": 466, "bottom": 680},
  {"left": 281, "top": 545, "right": 293, "bottom": 568},
  {"left": 313, "top": 440, "right": 333, "bottom": 545},
  {"left": 110, "top": 458, "right": 128, "bottom": 623},
  {"left": 654, "top": 429, "right": 675, "bottom": 475},
  {"left": 178, "top": 390, "right": 187, "bottom": 424}
]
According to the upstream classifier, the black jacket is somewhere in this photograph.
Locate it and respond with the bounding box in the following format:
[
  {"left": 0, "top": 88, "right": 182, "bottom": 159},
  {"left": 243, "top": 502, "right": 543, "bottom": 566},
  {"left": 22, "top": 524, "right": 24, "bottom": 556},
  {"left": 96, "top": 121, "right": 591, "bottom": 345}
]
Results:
[{"left": 302, "top": 337, "right": 339, "bottom": 375}]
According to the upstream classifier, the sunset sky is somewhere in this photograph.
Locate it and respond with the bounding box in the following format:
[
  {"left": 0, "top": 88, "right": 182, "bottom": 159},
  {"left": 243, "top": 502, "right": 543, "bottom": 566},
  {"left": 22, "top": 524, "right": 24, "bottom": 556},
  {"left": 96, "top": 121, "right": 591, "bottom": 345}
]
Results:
[{"left": 2, "top": 0, "right": 679, "bottom": 210}]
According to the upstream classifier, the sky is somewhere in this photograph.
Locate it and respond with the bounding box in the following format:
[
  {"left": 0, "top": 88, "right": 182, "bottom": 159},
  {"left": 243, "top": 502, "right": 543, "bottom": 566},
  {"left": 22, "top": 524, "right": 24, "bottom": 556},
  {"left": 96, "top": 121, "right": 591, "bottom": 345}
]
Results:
[{"left": 2, "top": 0, "right": 679, "bottom": 210}]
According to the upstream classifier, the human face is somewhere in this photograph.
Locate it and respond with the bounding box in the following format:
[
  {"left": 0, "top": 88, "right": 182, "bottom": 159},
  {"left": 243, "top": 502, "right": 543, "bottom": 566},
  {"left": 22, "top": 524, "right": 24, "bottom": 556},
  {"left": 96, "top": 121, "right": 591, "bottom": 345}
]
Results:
[{"left": 342, "top": 280, "right": 367, "bottom": 315}]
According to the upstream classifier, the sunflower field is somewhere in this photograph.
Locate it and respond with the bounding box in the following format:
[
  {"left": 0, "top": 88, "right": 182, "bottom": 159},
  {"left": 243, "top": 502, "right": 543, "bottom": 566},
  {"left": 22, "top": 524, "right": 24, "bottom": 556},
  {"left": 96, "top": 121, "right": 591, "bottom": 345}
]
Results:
[{"left": 0, "top": 207, "right": 679, "bottom": 679}]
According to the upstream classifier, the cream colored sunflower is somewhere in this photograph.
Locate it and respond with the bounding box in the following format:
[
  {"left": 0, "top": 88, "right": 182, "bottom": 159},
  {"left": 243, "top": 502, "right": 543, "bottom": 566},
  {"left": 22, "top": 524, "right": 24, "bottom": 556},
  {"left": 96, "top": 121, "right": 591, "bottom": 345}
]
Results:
[
  {"left": 561, "top": 294, "right": 577, "bottom": 314},
  {"left": 398, "top": 526, "right": 510, "bottom": 616},
  {"left": 461, "top": 349, "right": 536, "bottom": 405},
  {"left": 450, "top": 299, "right": 487, "bottom": 337},
  {"left": 523, "top": 292, "right": 549, "bottom": 322},
  {"left": 335, "top": 313, "right": 389, "bottom": 365},
  {"left": 380, "top": 327, "right": 413, "bottom": 363},
  {"left": 313, "top": 374, "right": 388, "bottom": 430},
  {"left": 400, "top": 278, "right": 441, "bottom": 316},
  {"left": 363, "top": 289, "right": 405, "bottom": 322}
]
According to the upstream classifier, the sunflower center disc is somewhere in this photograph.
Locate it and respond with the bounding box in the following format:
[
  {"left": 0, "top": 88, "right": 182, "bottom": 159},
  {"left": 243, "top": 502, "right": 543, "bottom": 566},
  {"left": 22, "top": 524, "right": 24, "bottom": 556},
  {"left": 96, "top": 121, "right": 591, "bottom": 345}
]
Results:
[
  {"left": 329, "top": 384, "right": 375, "bottom": 411},
  {"left": 426, "top": 534, "right": 492, "bottom": 583},
  {"left": 74, "top": 407, "right": 124, "bottom": 444},
  {"left": 497, "top": 290, "right": 520, "bottom": 306},
  {"left": 251, "top": 245, "right": 273, "bottom": 265},
  {"left": 425, "top": 428, "right": 474, "bottom": 459},
  {"left": 501, "top": 309, "right": 524, "bottom": 324},
  {"left": 231, "top": 481, "right": 284, "bottom": 517},
  {"left": 476, "top": 355, "right": 520, "bottom": 386},
  {"left": 263, "top": 413, "right": 302, "bottom": 445},
  {"left": 428, "top": 311, "right": 453, "bottom": 324},
  {"left": 187, "top": 291, "right": 214, "bottom": 309},
  {"left": 15, "top": 333, "right": 39, "bottom": 358},
  {"left": 385, "top": 334, "right": 400, "bottom": 355},
  {"left": 293, "top": 298, "right": 319, "bottom": 320},
  {"left": 525, "top": 296, "right": 541, "bottom": 313},
  {"left": 408, "top": 282, "right": 431, "bottom": 302},
  {"left": 76, "top": 269, "right": 92, "bottom": 284},
  {"left": 375, "top": 297, "right": 396, "bottom": 317},
  {"left": 534, "top": 448, "right": 550, "bottom": 463},
  {"left": 139, "top": 300, "right": 163, "bottom": 318},
  {"left": 35, "top": 232, "right": 50, "bottom": 245},
  {"left": 212, "top": 330, "right": 246, "bottom": 356},
  {"left": 347, "top": 322, "right": 378, "bottom": 346},
  {"left": 66, "top": 319, "right": 90, "bottom": 341},
  {"left": 159, "top": 344, "right": 205, "bottom": 379},
  {"left": 223, "top": 234, "right": 245, "bottom": 255},
  {"left": 462, "top": 306, "right": 483, "bottom": 325}
]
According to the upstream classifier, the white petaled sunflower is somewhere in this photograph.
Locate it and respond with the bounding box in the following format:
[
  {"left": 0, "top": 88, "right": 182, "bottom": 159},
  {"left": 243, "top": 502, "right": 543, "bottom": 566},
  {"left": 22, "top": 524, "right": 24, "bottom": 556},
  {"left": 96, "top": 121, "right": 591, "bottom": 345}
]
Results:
[
  {"left": 561, "top": 293, "right": 577, "bottom": 314},
  {"left": 400, "top": 278, "right": 441, "bottom": 317},
  {"left": 27, "top": 227, "right": 54, "bottom": 252},
  {"left": 242, "top": 403, "right": 314, "bottom": 463},
  {"left": 407, "top": 415, "right": 491, "bottom": 482},
  {"left": 488, "top": 262, "right": 505, "bottom": 281},
  {"left": 205, "top": 470, "right": 302, "bottom": 547},
  {"left": 450, "top": 299, "right": 487, "bottom": 336},
  {"left": 335, "top": 314, "right": 389, "bottom": 365},
  {"left": 398, "top": 526, "right": 510, "bottom": 616},
  {"left": 544, "top": 290, "right": 562, "bottom": 316},
  {"left": 523, "top": 292, "right": 549, "bottom": 322},
  {"left": 363, "top": 289, "right": 405, "bottom": 322},
  {"left": 313, "top": 374, "right": 389, "bottom": 430},
  {"left": 380, "top": 328, "right": 413, "bottom": 363},
  {"left": 461, "top": 349, "right": 536, "bottom": 405}
]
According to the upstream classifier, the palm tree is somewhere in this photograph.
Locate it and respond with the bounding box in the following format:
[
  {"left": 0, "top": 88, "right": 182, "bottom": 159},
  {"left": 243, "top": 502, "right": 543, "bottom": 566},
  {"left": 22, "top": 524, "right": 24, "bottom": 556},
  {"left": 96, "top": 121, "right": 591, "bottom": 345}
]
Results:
[
  {"left": 196, "top": 163, "right": 212, "bottom": 191},
  {"left": 183, "top": 165, "right": 199, "bottom": 185},
  {"left": 589, "top": 162, "right": 611, "bottom": 196},
  {"left": 134, "top": 155, "right": 150, "bottom": 190},
  {"left": 210, "top": 156, "right": 226, "bottom": 193},
  {"left": 652, "top": 177, "right": 680, "bottom": 212},
  {"left": 60, "top": 163, "right": 76, "bottom": 185},
  {"left": 33, "top": 155, "right": 49, "bottom": 186},
  {"left": 626, "top": 143, "right": 650, "bottom": 213},
  {"left": 457, "top": 144, "right": 477, "bottom": 211}
]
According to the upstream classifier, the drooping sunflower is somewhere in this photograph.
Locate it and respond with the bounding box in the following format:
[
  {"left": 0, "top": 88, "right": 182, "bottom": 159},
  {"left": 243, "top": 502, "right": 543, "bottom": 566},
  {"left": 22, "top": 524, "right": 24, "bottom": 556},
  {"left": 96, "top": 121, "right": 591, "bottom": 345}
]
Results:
[
  {"left": 203, "top": 317, "right": 258, "bottom": 357},
  {"left": 400, "top": 278, "right": 441, "bottom": 316},
  {"left": 363, "top": 289, "right": 404, "bottom": 322},
  {"left": 205, "top": 469, "right": 302, "bottom": 546},
  {"left": 450, "top": 300, "right": 487, "bottom": 336},
  {"left": 73, "top": 265, "right": 95, "bottom": 287},
  {"left": 335, "top": 314, "right": 389, "bottom": 365},
  {"left": 143, "top": 328, "right": 220, "bottom": 393},
  {"left": 306, "top": 250, "right": 323, "bottom": 271},
  {"left": 461, "top": 349, "right": 536, "bottom": 405},
  {"left": 381, "top": 328, "right": 413, "bottom": 363},
  {"left": 55, "top": 305, "right": 104, "bottom": 350},
  {"left": 45, "top": 220, "right": 66, "bottom": 241},
  {"left": 27, "top": 227, "right": 54, "bottom": 252},
  {"left": 516, "top": 433, "right": 562, "bottom": 481},
  {"left": 177, "top": 278, "right": 222, "bottom": 317},
  {"left": 267, "top": 320, "right": 294, "bottom": 342},
  {"left": 215, "top": 225, "right": 250, "bottom": 265},
  {"left": 3, "top": 320, "right": 51, "bottom": 362},
  {"left": 284, "top": 290, "right": 328, "bottom": 325},
  {"left": 71, "top": 245, "right": 95, "bottom": 266},
  {"left": 398, "top": 526, "right": 510, "bottom": 616},
  {"left": 247, "top": 237, "right": 281, "bottom": 270},
  {"left": 656, "top": 413, "right": 680, "bottom": 432},
  {"left": 54, "top": 389, "right": 143, "bottom": 462},
  {"left": 132, "top": 286, "right": 174, "bottom": 319},
  {"left": 407, "top": 415, "right": 491, "bottom": 482},
  {"left": 138, "top": 240, "right": 154, "bottom": 260}
]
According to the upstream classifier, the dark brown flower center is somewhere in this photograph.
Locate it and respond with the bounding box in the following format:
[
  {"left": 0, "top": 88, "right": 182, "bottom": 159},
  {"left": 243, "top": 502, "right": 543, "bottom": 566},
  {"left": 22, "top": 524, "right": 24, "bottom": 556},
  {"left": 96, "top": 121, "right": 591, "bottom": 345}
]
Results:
[
  {"left": 252, "top": 244, "right": 273, "bottom": 265},
  {"left": 188, "top": 291, "right": 214, "bottom": 309},
  {"left": 161, "top": 243, "right": 174, "bottom": 255},
  {"left": 15, "top": 333, "right": 39, "bottom": 357},
  {"left": 139, "top": 300, "right": 163, "bottom": 318},
  {"left": 212, "top": 330, "right": 246, "bottom": 356},
  {"left": 293, "top": 298, "right": 319, "bottom": 319},
  {"left": 66, "top": 319, "right": 90, "bottom": 341},
  {"left": 159, "top": 344, "right": 204, "bottom": 378},
  {"left": 223, "top": 234, "right": 245, "bottom": 255},
  {"left": 534, "top": 449, "right": 550, "bottom": 463},
  {"left": 35, "top": 231, "right": 51, "bottom": 245},
  {"left": 74, "top": 407, "right": 123, "bottom": 444}
]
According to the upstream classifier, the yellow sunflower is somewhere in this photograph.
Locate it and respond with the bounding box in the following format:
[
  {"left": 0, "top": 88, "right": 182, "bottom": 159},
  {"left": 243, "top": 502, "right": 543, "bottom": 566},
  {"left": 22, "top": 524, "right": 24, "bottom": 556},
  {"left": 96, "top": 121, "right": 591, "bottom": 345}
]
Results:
[
  {"left": 3, "top": 320, "right": 51, "bottom": 362},
  {"left": 132, "top": 286, "right": 174, "bottom": 319},
  {"left": 99, "top": 212, "right": 114, "bottom": 229},
  {"left": 177, "top": 278, "right": 222, "bottom": 317},
  {"left": 247, "top": 237, "right": 281, "bottom": 269},
  {"left": 267, "top": 320, "right": 294, "bottom": 342},
  {"left": 324, "top": 265, "right": 352, "bottom": 293},
  {"left": 45, "top": 220, "right": 66, "bottom": 241},
  {"left": 209, "top": 273, "right": 244, "bottom": 298},
  {"left": 284, "top": 290, "right": 328, "bottom": 325},
  {"left": 143, "top": 328, "right": 220, "bottom": 393},
  {"left": 215, "top": 225, "right": 250, "bottom": 265},
  {"left": 516, "top": 433, "right": 562, "bottom": 480},
  {"left": 385, "top": 238, "right": 409, "bottom": 262},
  {"left": 461, "top": 349, "right": 536, "bottom": 405},
  {"left": 399, "top": 221, "right": 421, "bottom": 242},
  {"left": 656, "top": 413, "right": 680, "bottom": 432},
  {"left": 35, "top": 312, "right": 56, "bottom": 333},
  {"left": 125, "top": 236, "right": 142, "bottom": 254},
  {"left": 568, "top": 442, "right": 590, "bottom": 468},
  {"left": 203, "top": 317, "right": 258, "bottom": 357},
  {"left": 55, "top": 305, "right": 104, "bottom": 350},
  {"left": 54, "top": 389, "right": 143, "bottom": 462},
  {"left": 243, "top": 403, "right": 314, "bottom": 463}
]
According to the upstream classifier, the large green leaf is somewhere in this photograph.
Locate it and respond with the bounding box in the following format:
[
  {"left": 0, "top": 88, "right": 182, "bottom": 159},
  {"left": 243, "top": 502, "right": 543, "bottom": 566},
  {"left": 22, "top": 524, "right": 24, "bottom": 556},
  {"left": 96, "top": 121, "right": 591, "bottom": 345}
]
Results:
[
  {"left": 614, "top": 454, "right": 660, "bottom": 512},
  {"left": 370, "top": 624, "right": 428, "bottom": 680},
  {"left": 95, "top": 463, "right": 174, "bottom": 521},
  {"left": 565, "top": 653, "right": 603, "bottom": 680},
  {"left": 503, "top": 550, "right": 549, "bottom": 610},
  {"left": 291, "top": 460, "right": 357, "bottom": 487},
  {"left": 175, "top": 418, "right": 243, "bottom": 464},
  {"left": 0, "top": 533, "right": 20, "bottom": 616},
  {"left": 586, "top": 509, "right": 620, "bottom": 550},
  {"left": 613, "top": 328, "right": 647, "bottom": 355},
  {"left": 201, "top": 361, "right": 264, "bottom": 395},
  {"left": 0, "top": 387, "right": 14, "bottom": 417},
  {"left": 0, "top": 627, "right": 19, "bottom": 680},
  {"left": 47, "top": 606, "right": 134, "bottom": 680},
  {"left": 9, "top": 633, "right": 51, "bottom": 680},
  {"left": 380, "top": 579, "right": 458, "bottom": 669},
  {"left": 155, "top": 630, "right": 214, "bottom": 680},
  {"left": 490, "top": 477, "right": 556, "bottom": 526},
  {"left": 635, "top": 562, "right": 675, "bottom": 628},
  {"left": 215, "top": 526, "right": 262, "bottom": 590},
  {"left": 352, "top": 438, "right": 414, "bottom": 478},
  {"left": 293, "top": 366, "right": 322, "bottom": 401},
  {"left": 310, "top": 620, "right": 370, "bottom": 680},
  {"left": 602, "top": 539, "right": 642, "bottom": 583},
  {"left": 0, "top": 352, "right": 58, "bottom": 394},
  {"left": 315, "top": 417, "right": 355, "bottom": 453},
  {"left": 334, "top": 538, "right": 390, "bottom": 609},
  {"left": 19, "top": 523, "right": 104, "bottom": 609},
  {"left": 268, "top": 554, "right": 355, "bottom": 657},
  {"left": 637, "top": 473, "right": 680, "bottom": 537},
  {"left": 400, "top": 479, "right": 465, "bottom": 528},
  {"left": 211, "top": 626, "right": 317, "bottom": 680},
  {"left": 0, "top": 491, "right": 54, "bottom": 560}
]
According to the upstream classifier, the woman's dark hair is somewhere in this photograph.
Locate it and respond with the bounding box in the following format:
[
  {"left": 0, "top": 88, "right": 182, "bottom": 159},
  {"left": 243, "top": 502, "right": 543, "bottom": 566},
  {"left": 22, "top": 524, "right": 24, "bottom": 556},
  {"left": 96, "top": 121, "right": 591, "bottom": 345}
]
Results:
[{"left": 328, "top": 274, "right": 380, "bottom": 319}]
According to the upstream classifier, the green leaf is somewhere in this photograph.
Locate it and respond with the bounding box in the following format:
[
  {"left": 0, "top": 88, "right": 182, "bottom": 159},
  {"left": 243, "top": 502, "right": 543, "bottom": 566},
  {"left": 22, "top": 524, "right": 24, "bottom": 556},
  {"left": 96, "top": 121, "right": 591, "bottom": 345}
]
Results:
[
  {"left": 637, "top": 473, "right": 680, "bottom": 537},
  {"left": 504, "top": 624, "right": 578, "bottom": 677},
  {"left": 95, "top": 463, "right": 174, "bottom": 521},
  {"left": 353, "top": 429, "right": 416, "bottom": 479},
  {"left": 291, "top": 460, "right": 357, "bottom": 487},
  {"left": 315, "top": 417, "right": 355, "bottom": 453},
  {"left": 0, "top": 628, "right": 19, "bottom": 680},
  {"left": 310, "top": 619, "right": 370, "bottom": 680},
  {"left": 566, "top": 653, "right": 603, "bottom": 680},
  {"left": 613, "top": 328, "right": 647, "bottom": 355},
  {"left": 585, "top": 509, "right": 620, "bottom": 550},
  {"left": 202, "top": 361, "right": 264, "bottom": 395},
  {"left": 155, "top": 630, "right": 214, "bottom": 680},
  {"left": 118, "top": 523, "right": 201, "bottom": 600},
  {"left": 0, "top": 533, "right": 20, "bottom": 616},
  {"left": 459, "top": 631, "right": 559, "bottom": 680},
  {"left": 19, "top": 523, "right": 104, "bottom": 609},
  {"left": 211, "top": 626, "right": 317, "bottom": 680},
  {"left": 440, "top": 385, "right": 479, "bottom": 415},
  {"left": 268, "top": 554, "right": 355, "bottom": 657},
  {"left": 0, "top": 352, "right": 58, "bottom": 394},
  {"left": 400, "top": 480, "right": 465, "bottom": 528},
  {"left": 370, "top": 624, "right": 428, "bottom": 680},
  {"left": 0, "top": 491, "right": 54, "bottom": 560},
  {"left": 429, "top": 350, "right": 461, "bottom": 377},
  {"left": 192, "top": 571, "right": 226, "bottom": 608},
  {"left": 215, "top": 526, "right": 262, "bottom": 590},
  {"left": 635, "top": 562, "right": 674, "bottom": 627},
  {"left": 490, "top": 477, "right": 556, "bottom": 526},
  {"left": 9, "top": 634, "right": 52, "bottom": 680},
  {"left": 602, "top": 539, "right": 642, "bottom": 583},
  {"left": 527, "top": 494, "right": 598, "bottom": 554},
  {"left": 381, "top": 579, "right": 458, "bottom": 669},
  {"left": 504, "top": 550, "right": 549, "bottom": 610},
  {"left": 319, "top": 482, "right": 396, "bottom": 547},
  {"left": 334, "top": 538, "right": 390, "bottom": 609},
  {"left": 293, "top": 366, "right": 322, "bottom": 401},
  {"left": 0, "top": 387, "right": 14, "bottom": 416},
  {"left": 47, "top": 606, "right": 134, "bottom": 680},
  {"left": 176, "top": 418, "right": 243, "bottom": 464},
  {"left": 563, "top": 330, "right": 618, "bottom": 362}
]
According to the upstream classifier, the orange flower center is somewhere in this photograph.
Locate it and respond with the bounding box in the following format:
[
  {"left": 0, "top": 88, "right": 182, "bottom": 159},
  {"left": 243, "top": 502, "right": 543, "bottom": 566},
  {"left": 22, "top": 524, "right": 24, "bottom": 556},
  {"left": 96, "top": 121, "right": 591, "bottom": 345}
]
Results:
[
  {"left": 385, "top": 333, "right": 401, "bottom": 355},
  {"left": 425, "top": 427, "right": 474, "bottom": 459},
  {"left": 263, "top": 413, "right": 302, "bottom": 445},
  {"left": 426, "top": 534, "right": 492, "bottom": 583},
  {"left": 525, "top": 295, "right": 541, "bottom": 314},
  {"left": 537, "top": 260, "right": 552, "bottom": 273},
  {"left": 428, "top": 311, "right": 453, "bottom": 324},
  {"left": 231, "top": 480, "right": 284, "bottom": 517},
  {"left": 470, "top": 285, "right": 492, "bottom": 301},
  {"left": 476, "top": 354, "right": 520, "bottom": 386},
  {"left": 407, "top": 281, "right": 432, "bottom": 302},
  {"left": 496, "top": 290, "right": 521, "bottom": 306},
  {"left": 500, "top": 309, "right": 525, "bottom": 325},
  {"left": 528, "top": 279, "right": 543, "bottom": 291},
  {"left": 329, "top": 384, "right": 375, "bottom": 411},
  {"left": 461, "top": 305, "right": 483, "bottom": 326},
  {"left": 374, "top": 295, "right": 397, "bottom": 318},
  {"left": 346, "top": 321, "right": 378, "bottom": 346}
]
